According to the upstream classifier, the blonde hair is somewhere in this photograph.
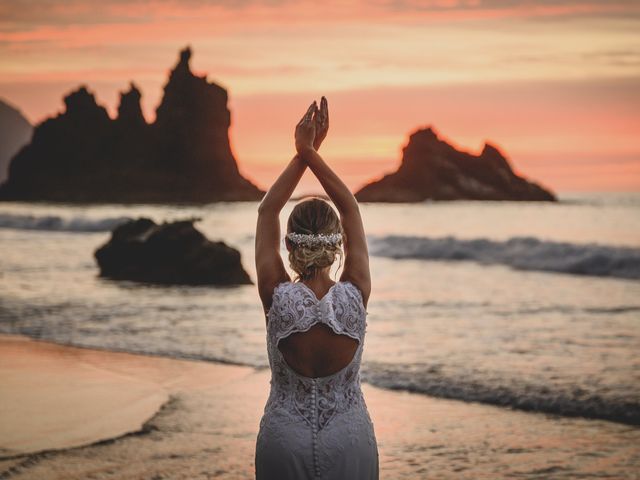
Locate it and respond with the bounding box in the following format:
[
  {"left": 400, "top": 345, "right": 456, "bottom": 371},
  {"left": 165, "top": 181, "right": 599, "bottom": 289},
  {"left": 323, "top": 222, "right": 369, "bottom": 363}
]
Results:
[{"left": 286, "top": 197, "right": 344, "bottom": 281}]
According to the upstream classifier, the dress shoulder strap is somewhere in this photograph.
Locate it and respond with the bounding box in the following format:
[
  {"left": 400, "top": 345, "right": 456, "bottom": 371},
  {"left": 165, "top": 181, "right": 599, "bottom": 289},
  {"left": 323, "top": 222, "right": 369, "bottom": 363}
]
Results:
[
  {"left": 267, "top": 281, "right": 368, "bottom": 345},
  {"left": 330, "top": 281, "right": 368, "bottom": 341},
  {"left": 267, "top": 281, "right": 314, "bottom": 343}
]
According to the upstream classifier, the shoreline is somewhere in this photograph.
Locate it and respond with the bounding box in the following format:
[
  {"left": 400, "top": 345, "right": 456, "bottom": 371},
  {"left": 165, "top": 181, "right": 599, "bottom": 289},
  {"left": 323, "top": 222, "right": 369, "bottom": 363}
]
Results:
[
  {"left": 3, "top": 333, "right": 637, "bottom": 427},
  {"left": 1, "top": 334, "right": 639, "bottom": 479}
]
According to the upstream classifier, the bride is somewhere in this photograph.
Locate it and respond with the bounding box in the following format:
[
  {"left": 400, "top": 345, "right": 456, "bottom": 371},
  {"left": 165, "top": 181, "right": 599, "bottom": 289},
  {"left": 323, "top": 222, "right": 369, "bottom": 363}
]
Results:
[{"left": 254, "top": 97, "right": 379, "bottom": 479}]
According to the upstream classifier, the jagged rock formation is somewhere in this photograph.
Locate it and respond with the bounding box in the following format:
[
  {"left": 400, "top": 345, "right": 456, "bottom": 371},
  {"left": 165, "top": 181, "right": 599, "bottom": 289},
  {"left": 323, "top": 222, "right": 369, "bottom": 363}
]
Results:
[
  {"left": 355, "top": 127, "right": 556, "bottom": 202},
  {"left": 94, "top": 217, "right": 252, "bottom": 285},
  {"left": 0, "top": 47, "right": 263, "bottom": 203},
  {"left": 0, "top": 99, "right": 32, "bottom": 184}
]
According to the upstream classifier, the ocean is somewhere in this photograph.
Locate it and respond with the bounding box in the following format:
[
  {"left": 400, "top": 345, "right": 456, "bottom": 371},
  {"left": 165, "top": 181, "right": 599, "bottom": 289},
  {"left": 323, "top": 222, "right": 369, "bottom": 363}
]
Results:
[{"left": 1, "top": 192, "right": 639, "bottom": 426}]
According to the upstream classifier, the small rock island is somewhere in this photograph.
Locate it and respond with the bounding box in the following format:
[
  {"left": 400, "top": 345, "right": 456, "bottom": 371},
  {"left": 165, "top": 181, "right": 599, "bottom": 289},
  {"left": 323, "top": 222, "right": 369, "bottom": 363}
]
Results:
[
  {"left": 0, "top": 47, "right": 263, "bottom": 203},
  {"left": 0, "top": 99, "right": 32, "bottom": 184},
  {"left": 94, "top": 217, "right": 252, "bottom": 285},
  {"left": 355, "top": 127, "right": 556, "bottom": 202}
]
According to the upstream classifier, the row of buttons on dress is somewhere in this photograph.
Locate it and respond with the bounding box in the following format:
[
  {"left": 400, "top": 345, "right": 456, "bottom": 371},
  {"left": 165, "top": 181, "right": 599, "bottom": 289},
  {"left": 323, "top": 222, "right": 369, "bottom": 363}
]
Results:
[{"left": 311, "top": 379, "right": 320, "bottom": 477}]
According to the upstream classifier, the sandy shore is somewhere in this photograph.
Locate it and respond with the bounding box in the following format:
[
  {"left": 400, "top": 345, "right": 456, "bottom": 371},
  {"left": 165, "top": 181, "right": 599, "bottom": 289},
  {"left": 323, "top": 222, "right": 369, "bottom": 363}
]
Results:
[{"left": 0, "top": 334, "right": 638, "bottom": 479}]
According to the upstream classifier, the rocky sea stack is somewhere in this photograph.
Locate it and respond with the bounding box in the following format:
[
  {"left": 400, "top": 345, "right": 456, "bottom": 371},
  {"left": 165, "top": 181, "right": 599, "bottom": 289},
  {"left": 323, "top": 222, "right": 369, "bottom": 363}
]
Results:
[
  {"left": 355, "top": 127, "right": 556, "bottom": 202},
  {"left": 94, "top": 217, "right": 252, "bottom": 285},
  {"left": 0, "top": 99, "right": 32, "bottom": 184},
  {"left": 0, "top": 47, "right": 263, "bottom": 203}
]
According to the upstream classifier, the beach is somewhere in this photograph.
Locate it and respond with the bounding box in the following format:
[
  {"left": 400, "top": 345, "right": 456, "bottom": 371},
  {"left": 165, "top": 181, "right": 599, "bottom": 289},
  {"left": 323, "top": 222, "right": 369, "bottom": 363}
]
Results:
[
  {"left": 1, "top": 194, "right": 639, "bottom": 479},
  {"left": 1, "top": 0, "right": 639, "bottom": 476},
  {"left": 2, "top": 199, "right": 639, "bottom": 428},
  {"left": 1, "top": 333, "right": 639, "bottom": 479}
]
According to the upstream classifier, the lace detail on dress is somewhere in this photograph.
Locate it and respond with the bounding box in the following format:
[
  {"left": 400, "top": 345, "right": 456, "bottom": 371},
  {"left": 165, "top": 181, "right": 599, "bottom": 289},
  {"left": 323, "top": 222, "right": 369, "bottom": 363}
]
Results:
[
  {"left": 267, "top": 280, "right": 366, "bottom": 347},
  {"left": 264, "top": 281, "right": 369, "bottom": 431},
  {"left": 257, "top": 280, "right": 377, "bottom": 479}
]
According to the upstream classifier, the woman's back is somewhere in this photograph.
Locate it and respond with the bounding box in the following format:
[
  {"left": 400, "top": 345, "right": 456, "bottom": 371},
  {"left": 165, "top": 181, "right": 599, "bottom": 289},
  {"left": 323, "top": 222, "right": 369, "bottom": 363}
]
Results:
[
  {"left": 278, "top": 323, "right": 359, "bottom": 378},
  {"left": 255, "top": 280, "right": 378, "bottom": 479}
]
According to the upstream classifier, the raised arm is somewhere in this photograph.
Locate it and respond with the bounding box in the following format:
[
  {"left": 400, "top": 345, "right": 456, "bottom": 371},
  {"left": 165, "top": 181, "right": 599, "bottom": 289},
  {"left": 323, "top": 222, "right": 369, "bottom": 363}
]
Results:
[
  {"left": 297, "top": 97, "right": 371, "bottom": 306},
  {"left": 255, "top": 102, "right": 323, "bottom": 315},
  {"left": 255, "top": 154, "right": 305, "bottom": 309}
]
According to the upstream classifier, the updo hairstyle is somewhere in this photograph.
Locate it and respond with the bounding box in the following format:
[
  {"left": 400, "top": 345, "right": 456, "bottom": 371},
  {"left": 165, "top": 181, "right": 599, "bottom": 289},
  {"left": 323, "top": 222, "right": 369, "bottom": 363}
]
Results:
[{"left": 286, "top": 197, "right": 344, "bottom": 281}]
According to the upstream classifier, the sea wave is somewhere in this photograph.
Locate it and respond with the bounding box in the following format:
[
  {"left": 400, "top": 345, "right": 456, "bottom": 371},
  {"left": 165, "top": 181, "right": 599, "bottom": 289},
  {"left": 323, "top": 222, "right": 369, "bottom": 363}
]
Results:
[
  {"left": 2, "top": 311, "right": 638, "bottom": 426},
  {"left": 369, "top": 235, "right": 640, "bottom": 280},
  {"left": 362, "top": 363, "right": 640, "bottom": 426},
  {"left": 0, "top": 213, "right": 132, "bottom": 232}
]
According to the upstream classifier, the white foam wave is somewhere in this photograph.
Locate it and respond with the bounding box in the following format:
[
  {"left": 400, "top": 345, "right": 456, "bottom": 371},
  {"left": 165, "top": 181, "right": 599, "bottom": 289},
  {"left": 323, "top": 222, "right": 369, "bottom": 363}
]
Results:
[
  {"left": 0, "top": 213, "right": 132, "bottom": 232},
  {"left": 369, "top": 235, "right": 640, "bottom": 280}
]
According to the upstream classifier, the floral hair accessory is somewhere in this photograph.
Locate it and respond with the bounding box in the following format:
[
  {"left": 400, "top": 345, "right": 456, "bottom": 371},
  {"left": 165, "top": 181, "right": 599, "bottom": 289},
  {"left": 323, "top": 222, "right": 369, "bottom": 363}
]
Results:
[{"left": 286, "top": 232, "right": 342, "bottom": 248}]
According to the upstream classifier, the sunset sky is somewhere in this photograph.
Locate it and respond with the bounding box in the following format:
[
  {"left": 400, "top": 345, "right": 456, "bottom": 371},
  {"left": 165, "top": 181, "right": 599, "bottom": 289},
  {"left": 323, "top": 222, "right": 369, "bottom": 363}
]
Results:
[{"left": 1, "top": 0, "right": 639, "bottom": 194}]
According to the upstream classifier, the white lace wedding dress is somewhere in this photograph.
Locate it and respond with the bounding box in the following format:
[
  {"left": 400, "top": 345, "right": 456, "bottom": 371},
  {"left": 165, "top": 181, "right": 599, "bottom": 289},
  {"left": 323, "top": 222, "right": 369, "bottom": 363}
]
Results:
[{"left": 255, "top": 280, "right": 379, "bottom": 479}]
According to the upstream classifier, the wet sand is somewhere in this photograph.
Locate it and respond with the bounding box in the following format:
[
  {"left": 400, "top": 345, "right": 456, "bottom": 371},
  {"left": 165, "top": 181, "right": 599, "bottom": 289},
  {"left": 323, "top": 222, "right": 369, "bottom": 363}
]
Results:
[{"left": 0, "top": 334, "right": 638, "bottom": 479}]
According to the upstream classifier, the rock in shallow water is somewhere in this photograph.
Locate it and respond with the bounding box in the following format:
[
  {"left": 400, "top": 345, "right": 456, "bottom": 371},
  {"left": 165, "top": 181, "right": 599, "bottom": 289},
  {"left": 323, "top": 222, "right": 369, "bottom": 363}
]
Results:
[{"left": 94, "top": 217, "right": 252, "bottom": 285}]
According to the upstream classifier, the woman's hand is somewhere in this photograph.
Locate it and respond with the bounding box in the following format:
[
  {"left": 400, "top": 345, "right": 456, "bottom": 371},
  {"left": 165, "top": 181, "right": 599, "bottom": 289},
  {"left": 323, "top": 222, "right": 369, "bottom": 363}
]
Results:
[
  {"left": 313, "top": 96, "right": 329, "bottom": 151},
  {"left": 295, "top": 101, "right": 317, "bottom": 155}
]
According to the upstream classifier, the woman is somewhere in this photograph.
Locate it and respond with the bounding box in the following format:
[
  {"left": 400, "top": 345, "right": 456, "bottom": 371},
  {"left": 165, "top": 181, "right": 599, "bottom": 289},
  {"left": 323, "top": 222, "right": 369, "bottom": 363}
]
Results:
[{"left": 254, "top": 97, "right": 379, "bottom": 479}]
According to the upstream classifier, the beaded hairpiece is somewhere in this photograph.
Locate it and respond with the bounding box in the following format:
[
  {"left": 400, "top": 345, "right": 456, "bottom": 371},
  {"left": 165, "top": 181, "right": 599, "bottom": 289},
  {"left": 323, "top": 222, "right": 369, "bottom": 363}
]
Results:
[{"left": 286, "top": 232, "right": 342, "bottom": 248}]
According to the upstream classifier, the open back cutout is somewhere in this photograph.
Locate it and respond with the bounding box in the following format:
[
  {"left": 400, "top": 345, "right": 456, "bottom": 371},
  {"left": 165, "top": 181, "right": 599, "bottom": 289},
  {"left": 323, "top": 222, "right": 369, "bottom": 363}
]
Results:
[{"left": 277, "top": 323, "right": 360, "bottom": 379}]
